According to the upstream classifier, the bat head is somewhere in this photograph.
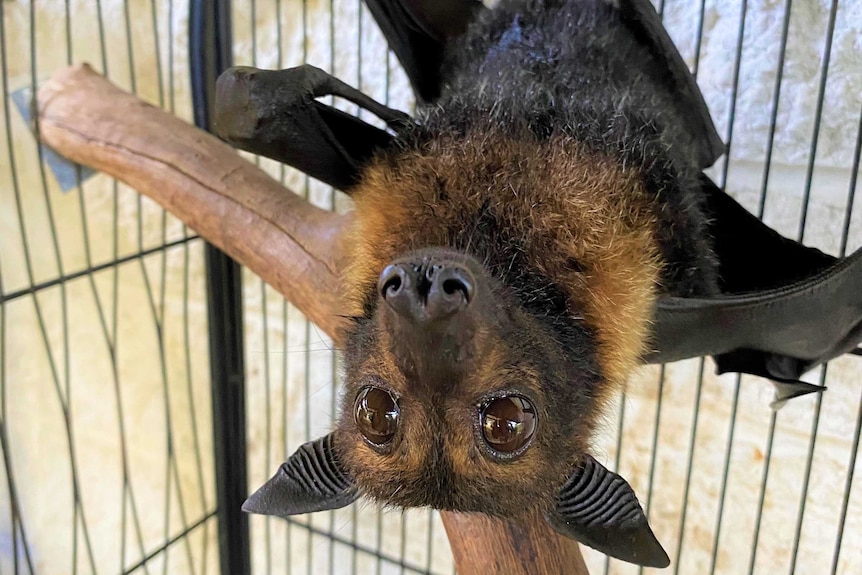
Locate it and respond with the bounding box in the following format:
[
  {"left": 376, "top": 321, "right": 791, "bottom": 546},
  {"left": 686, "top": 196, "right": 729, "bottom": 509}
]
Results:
[{"left": 244, "top": 130, "right": 670, "bottom": 567}]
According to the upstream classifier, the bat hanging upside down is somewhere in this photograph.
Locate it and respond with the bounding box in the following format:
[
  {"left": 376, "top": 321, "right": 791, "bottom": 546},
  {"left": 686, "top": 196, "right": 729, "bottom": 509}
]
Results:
[{"left": 220, "top": 0, "right": 862, "bottom": 569}]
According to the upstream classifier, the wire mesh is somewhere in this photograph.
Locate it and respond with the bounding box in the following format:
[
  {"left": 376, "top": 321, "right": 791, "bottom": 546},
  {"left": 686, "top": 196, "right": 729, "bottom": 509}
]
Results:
[
  {"left": 1, "top": 1, "right": 861, "bottom": 575},
  {"left": 1, "top": 1, "right": 217, "bottom": 573}
]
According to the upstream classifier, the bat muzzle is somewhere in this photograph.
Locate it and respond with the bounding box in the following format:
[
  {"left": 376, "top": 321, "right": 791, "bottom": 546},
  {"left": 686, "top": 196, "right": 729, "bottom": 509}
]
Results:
[
  {"left": 378, "top": 257, "right": 475, "bottom": 322},
  {"left": 377, "top": 249, "right": 486, "bottom": 390}
]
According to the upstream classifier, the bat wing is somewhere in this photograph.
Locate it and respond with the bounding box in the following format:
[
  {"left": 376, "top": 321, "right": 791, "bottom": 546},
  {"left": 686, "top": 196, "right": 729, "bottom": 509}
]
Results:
[
  {"left": 617, "top": 0, "right": 726, "bottom": 169},
  {"left": 363, "top": 0, "right": 485, "bottom": 102},
  {"left": 616, "top": 2, "right": 860, "bottom": 393},
  {"left": 212, "top": 1, "right": 485, "bottom": 187},
  {"left": 650, "top": 176, "right": 862, "bottom": 401},
  {"left": 214, "top": 64, "right": 411, "bottom": 191}
]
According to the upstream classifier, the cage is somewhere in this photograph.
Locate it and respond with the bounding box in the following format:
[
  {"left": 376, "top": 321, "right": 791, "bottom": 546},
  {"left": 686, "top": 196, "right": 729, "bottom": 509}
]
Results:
[{"left": 1, "top": 0, "right": 860, "bottom": 574}]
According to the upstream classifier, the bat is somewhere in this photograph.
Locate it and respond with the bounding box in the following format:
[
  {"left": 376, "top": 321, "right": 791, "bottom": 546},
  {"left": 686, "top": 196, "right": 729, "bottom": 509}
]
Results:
[{"left": 214, "top": 0, "right": 862, "bottom": 568}]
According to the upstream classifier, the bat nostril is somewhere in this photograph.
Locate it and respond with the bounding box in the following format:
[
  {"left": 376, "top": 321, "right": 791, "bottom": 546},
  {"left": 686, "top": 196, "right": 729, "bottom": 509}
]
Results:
[
  {"left": 378, "top": 264, "right": 407, "bottom": 300},
  {"left": 442, "top": 279, "right": 460, "bottom": 294},
  {"left": 439, "top": 267, "right": 475, "bottom": 304},
  {"left": 378, "top": 258, "right": 476, "bottom": 321},
  {"left": 426, "top": 265, "right": 475, "bottom": 317},
  {"left": 441, "top": 276, "right": 472, "bottom": 303},
  {"left": 383, "top": 276, "right": 402, "bottom": 296}
]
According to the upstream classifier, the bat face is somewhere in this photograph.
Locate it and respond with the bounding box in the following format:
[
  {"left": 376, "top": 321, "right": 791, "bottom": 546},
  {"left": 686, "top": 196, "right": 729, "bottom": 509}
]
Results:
[
  {"left": 330, "top": 131, "right": 662, "bottom": 517},
  {"left": 334, "top": 246, "right": 600, "bottom": 516}
]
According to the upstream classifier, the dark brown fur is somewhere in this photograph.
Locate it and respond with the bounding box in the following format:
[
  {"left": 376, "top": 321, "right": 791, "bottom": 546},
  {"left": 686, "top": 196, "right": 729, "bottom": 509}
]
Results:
[
  {"left": 345, "top": 131, "right": 662, "bottom": 386},
  {"left": 332, "top": 0, "right": 717, "bottom": 519},
  {"left": 335, "top": 129, "right": 662, "bottom": 517}
]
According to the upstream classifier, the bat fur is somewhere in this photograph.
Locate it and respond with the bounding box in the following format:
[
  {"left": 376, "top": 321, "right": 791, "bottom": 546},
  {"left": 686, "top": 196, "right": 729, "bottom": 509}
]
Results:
[{"left": 336, "top": 0, "right": 717, "bottom": 517}]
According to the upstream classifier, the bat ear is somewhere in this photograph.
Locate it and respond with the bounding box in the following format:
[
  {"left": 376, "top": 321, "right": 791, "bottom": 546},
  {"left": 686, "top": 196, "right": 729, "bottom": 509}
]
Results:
[
  {"left": 545, "top": 455, "right": 670, "bottom": 568},
  {"left": 243, "top": 433, "right": 359, "bottom": 518}
]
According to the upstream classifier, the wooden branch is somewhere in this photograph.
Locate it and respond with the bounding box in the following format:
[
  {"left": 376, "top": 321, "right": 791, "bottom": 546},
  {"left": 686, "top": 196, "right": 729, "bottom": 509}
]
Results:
[
  {"left": 444, "top": 512, "right": 590, "bottom": 574},
  {"left": 37, "top": 64, "right": 589, "bottom": 575},
  {"left": 37, "top": 64, "right": 351, "bottom": 340}
]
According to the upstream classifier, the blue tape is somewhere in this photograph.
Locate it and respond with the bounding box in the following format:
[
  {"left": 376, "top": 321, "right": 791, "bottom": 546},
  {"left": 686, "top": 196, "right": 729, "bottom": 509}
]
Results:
[{"left": 11, "top": 86, "right": 97, "bottom": 193}]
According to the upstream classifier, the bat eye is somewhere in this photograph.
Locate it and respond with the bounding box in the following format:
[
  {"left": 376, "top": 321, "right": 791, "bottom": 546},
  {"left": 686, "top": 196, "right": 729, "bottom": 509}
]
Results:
[
  {"left": 354, "top": 386, "right": 399, "bottom": 446},
  {"left": 480, "top": 395, "right": 537, "bottom": 456}
]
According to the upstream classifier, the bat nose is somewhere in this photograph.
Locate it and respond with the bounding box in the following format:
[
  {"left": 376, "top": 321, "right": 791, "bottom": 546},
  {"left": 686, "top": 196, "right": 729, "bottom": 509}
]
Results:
[{"left": 378, "top": 260, "right": 475, "bottom": 321}]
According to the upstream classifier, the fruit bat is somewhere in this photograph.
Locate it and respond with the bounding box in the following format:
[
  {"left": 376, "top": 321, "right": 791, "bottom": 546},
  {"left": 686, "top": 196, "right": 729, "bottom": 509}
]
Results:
[{"left": 213, "top": 0, "right": 862, "bottom": 568}]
